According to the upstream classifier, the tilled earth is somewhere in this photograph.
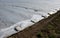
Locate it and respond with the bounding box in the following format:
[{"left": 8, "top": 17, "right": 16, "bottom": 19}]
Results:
[{"left": 8, "top": 10, "right": 60, "bottom": 38}]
